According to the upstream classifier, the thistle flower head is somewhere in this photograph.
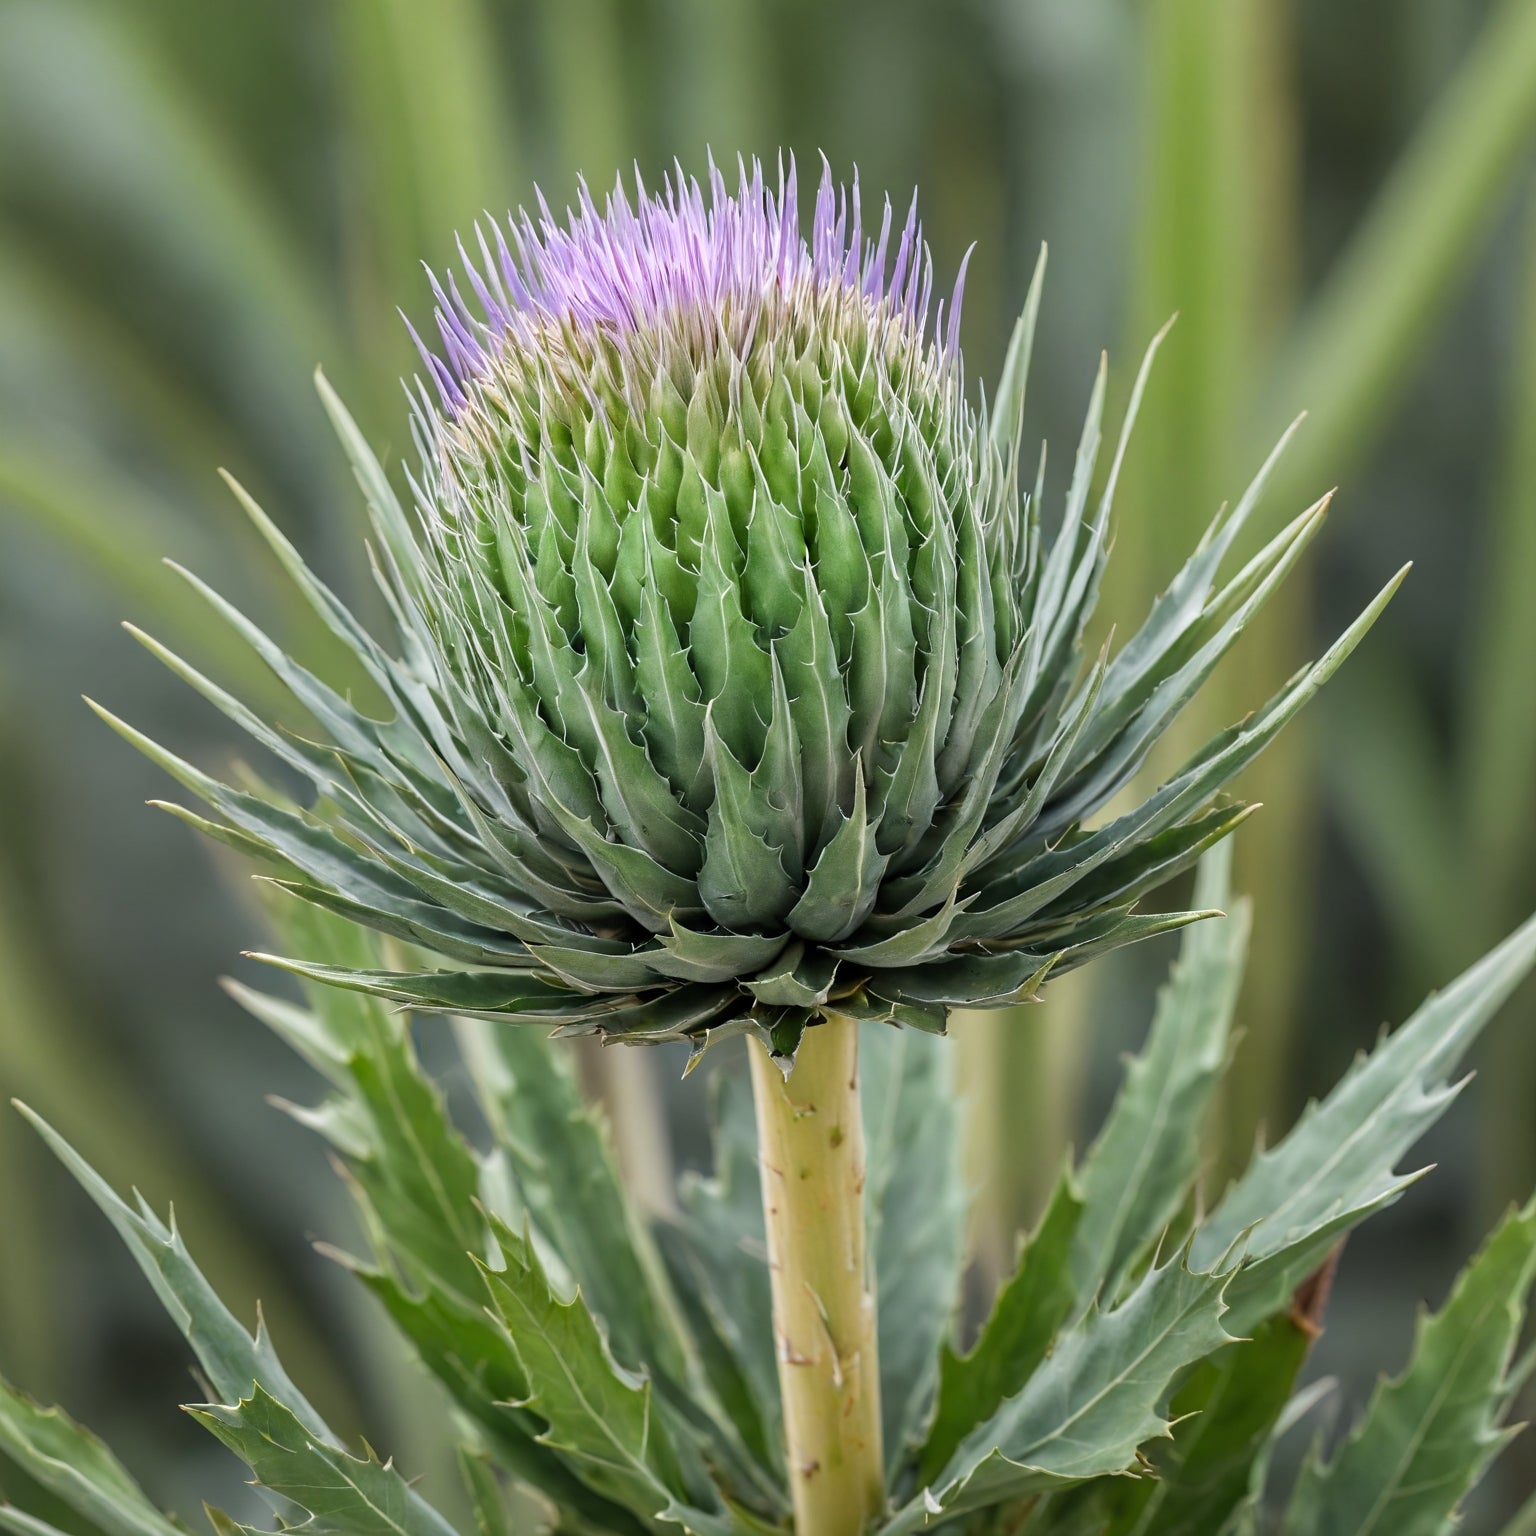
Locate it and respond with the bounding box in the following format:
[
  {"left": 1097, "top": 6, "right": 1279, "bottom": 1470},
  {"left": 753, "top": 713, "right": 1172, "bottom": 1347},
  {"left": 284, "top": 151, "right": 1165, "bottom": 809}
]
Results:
[{"left": 101, "top": 157, "right": 1398, "bottom": 1065}]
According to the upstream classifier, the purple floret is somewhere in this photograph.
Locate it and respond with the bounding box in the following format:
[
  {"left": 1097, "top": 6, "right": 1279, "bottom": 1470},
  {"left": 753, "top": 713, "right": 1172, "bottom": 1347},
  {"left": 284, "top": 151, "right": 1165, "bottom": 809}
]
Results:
[{"left": 412, "top": 156, "right": 970, "bottom": 414}]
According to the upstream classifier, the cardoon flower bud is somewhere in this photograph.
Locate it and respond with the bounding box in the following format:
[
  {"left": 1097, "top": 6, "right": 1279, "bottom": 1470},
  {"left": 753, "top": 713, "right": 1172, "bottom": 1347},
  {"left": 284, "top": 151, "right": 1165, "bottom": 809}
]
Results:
[{"left": 99, "top": 157, "right": 1397, "bottom": 1064}]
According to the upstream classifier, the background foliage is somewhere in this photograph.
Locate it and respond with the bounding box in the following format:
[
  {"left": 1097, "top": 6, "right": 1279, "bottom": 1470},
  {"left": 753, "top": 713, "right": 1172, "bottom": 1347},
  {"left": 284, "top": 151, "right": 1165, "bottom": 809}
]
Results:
[{"left": 1, "top": 0, "right": 1535, "bottom": 1526}]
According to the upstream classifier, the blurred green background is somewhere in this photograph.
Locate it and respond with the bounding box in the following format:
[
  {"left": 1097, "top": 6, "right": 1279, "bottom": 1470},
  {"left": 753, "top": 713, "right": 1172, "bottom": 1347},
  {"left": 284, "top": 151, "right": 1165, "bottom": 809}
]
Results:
[{"left": 2, "top": 0, "right": 1536, "bottom": 1525}]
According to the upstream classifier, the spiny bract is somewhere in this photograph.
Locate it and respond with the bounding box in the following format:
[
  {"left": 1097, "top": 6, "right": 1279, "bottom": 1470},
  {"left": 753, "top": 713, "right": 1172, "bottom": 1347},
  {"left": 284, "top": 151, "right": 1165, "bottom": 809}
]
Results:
[{"left": 99, "top": 158, "right": 1399, "bottom": 1064}]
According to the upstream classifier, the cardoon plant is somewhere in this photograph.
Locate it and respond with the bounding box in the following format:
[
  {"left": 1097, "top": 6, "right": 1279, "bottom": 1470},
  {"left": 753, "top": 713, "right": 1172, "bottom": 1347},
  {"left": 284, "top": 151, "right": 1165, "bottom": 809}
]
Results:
[{"left": 4, "top": 161, "right": 1536, "bottom": 1536}]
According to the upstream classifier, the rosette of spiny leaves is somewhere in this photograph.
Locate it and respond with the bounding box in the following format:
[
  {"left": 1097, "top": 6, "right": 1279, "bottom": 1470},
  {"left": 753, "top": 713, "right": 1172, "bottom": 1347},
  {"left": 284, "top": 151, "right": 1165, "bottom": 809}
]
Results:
[
  {"left": 5, "top": 860, "right": 1536, "bottom": 1536},
  {"left": 90, "top": 158, "right": 1402, "bottom": 1061}
]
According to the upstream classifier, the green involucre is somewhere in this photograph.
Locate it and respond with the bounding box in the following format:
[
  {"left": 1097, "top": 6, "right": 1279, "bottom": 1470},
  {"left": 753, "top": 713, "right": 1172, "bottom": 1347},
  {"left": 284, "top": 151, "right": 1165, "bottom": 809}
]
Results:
[{"left": 94, "top": 189, "right": 1401, "bottom": 1059}]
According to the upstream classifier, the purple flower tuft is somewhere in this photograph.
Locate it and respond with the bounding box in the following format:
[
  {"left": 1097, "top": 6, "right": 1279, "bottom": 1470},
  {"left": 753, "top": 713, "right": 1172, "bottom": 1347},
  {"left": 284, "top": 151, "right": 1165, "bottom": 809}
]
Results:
[{"left": 411, "top": 156, "right": 968, "bottom": 415}]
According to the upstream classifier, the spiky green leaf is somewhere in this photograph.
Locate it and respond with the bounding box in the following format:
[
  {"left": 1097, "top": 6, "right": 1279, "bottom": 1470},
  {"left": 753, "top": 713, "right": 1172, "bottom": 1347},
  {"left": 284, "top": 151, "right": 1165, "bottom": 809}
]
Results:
[
  {"left": 1072, "top": 845, "right": 1250, "bottom": 1302},
  {"left": 1196, "top": 909, "right": 1536, "bottom": 1335},
  {"left": 890, "top": 1257, "right": 1232, "bottom": 1532},
  {"left": 476, "top": 1218, "right": 722, "bottom": 1536},
  {"left": 15, "top": 1106, "right": 330, "bottom": 1443},
  {"left": 1281, "top": 1196, "right": 1536, "bottom": 1536},
  {"left": 455, "top": 1020, "right": 690, "bottom": 1386},
  {"left": 188, "top": 1385, "right": 459, "bottom": 1536},
  {"left": 921, "top": 1172, "right": 1084, "bottom": 1484},
  {"left": 0, "top": 1380, "right": 185, "bottom": 1536}
]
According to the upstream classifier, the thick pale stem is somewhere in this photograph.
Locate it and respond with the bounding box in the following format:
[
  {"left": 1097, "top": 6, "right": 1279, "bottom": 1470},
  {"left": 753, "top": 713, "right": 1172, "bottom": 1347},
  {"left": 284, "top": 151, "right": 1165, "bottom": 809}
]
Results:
[{"left": 749, "top": 1015, "right": 883, "bottom": 1536}]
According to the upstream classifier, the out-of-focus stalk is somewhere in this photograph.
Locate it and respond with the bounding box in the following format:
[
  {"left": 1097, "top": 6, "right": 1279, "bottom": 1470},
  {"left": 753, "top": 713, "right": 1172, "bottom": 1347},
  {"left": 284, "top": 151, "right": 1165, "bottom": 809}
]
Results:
[
  {"left": 573, "top": 1039, "right": 676, "bottom": 1218},
  {"left": 1467, "top": 193, "right": 1536, "bottom": 1212},
  {"left": 541, "top": 0, "right": 630, "bottom": 186},
  {"left": 1260, "top": 0, "right": 1536, "bottom": 503},
  {"left": 1465, "top": 191, "right": 1536, "bottom": 955},
  {"left": 1235, "top": 0, "right": 1536, "bottom": 1178},
  {"left": 954, "top": 979, "right": 1090, "bottom": 1286},
  {"left": 1117, "top": 0, "right": 1301, "bottom": 1180},
  {"left": 959, "top": 0, "right": 1295, "bottom": 1247},
  {"left": 336, "top": 0, "right": 517, "bottom": 421},
  {"left": 749, "top": 1017, "right": 883, "bottom": 1536}
]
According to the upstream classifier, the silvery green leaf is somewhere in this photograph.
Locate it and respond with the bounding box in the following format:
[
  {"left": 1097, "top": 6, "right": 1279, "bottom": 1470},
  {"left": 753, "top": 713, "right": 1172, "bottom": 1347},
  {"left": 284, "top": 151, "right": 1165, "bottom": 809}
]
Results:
[
  {"left": 16, "top": 1108, "right": 330, "bottom": 1444},
  {"left": 14, "top": 1111, "right": 465, "bottom": 1534},
  {"left": 921, "top": 1173, "right": 1083, "bottom": 1484},
  {"left": 253, "top": 955, "right": 740, "bottom": 1039},
  {"left": 265, "top": 877, "right": 539, "bottom": 968},
  {"left": 1016, "top": 352, "right": 1119, "bottom": 746},
  {"left": 1022, "top": 356, "right": 1104, "bottom": 691},
  {"left": 835, "top": 990, "right": 949, "bottom": 1035},
  {"left": 1280, "top": 1196, "right": 1536, "bottom": 1536},
  {"left": 458, "top": 1450, "right": 516, "bottom": 1536},
  {"left": 742, "top": 942, "right": 841, "bottom": 1008},
  {"left": 891, "top": 1255, "right": 1232, "bottom": 1533},
  {"left": 216, "top": 471, "right": 441, "bottom": 740},
  {"left": 188, "top": 1386, "right": 459, "bottom": 1536},
  {"left": 455, "top": 1022, "right": 690, "bottom": 1386},
  {"left": 350, "top": 1262, "right": 635, "bottom": 1534},
  {"left": 1197, "top": 908, "right": 1536, "bottom": 1335},
  {"left": 1087, "top": 413, "right": 1303, "bottom": 715},
  {"left": 653, "top": 921, "right": 791, "bottom": 985},
  {"left": 1019, "top": 803, "right": 1255, "bottom": 936},
  {"left": 252, "top": 955, "right": 587, "bottom": 1017},
  {"left": 864, "top": 949, "right": 1053, "bottom": 1009},
  {"left": 248, "top": 953, "right": 576, "bottom": 1489},
  {"left": 89, "top": 702, "right": 482, "bottom": 933},
  {"left": 477, "top": 1218, "right": 725, "bottom": 1536},
  {"left": 236, "top": 897, "right": 492, "bottom": 1297},
  {"left": 0, "top": 1381, "right": 187, "bottom": 1536},
  {"left": 1046, "top": 497, "right": 1328, "bottom": 829},
  {"left": 1045, "top": 908, "right": 1221, "bottom": 975},
  {"left": 315, "top": 369, "right": 419, "bottom": 580},
  {"left": 1095, "top": 1316, "right": 1312, "bottom": 1536},
  {"left": 1071, "top": 845, "right": 1250, "bottom": 1303},
  {"left": 833, "top": 889, "right": 970, "bottom": 967}
]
